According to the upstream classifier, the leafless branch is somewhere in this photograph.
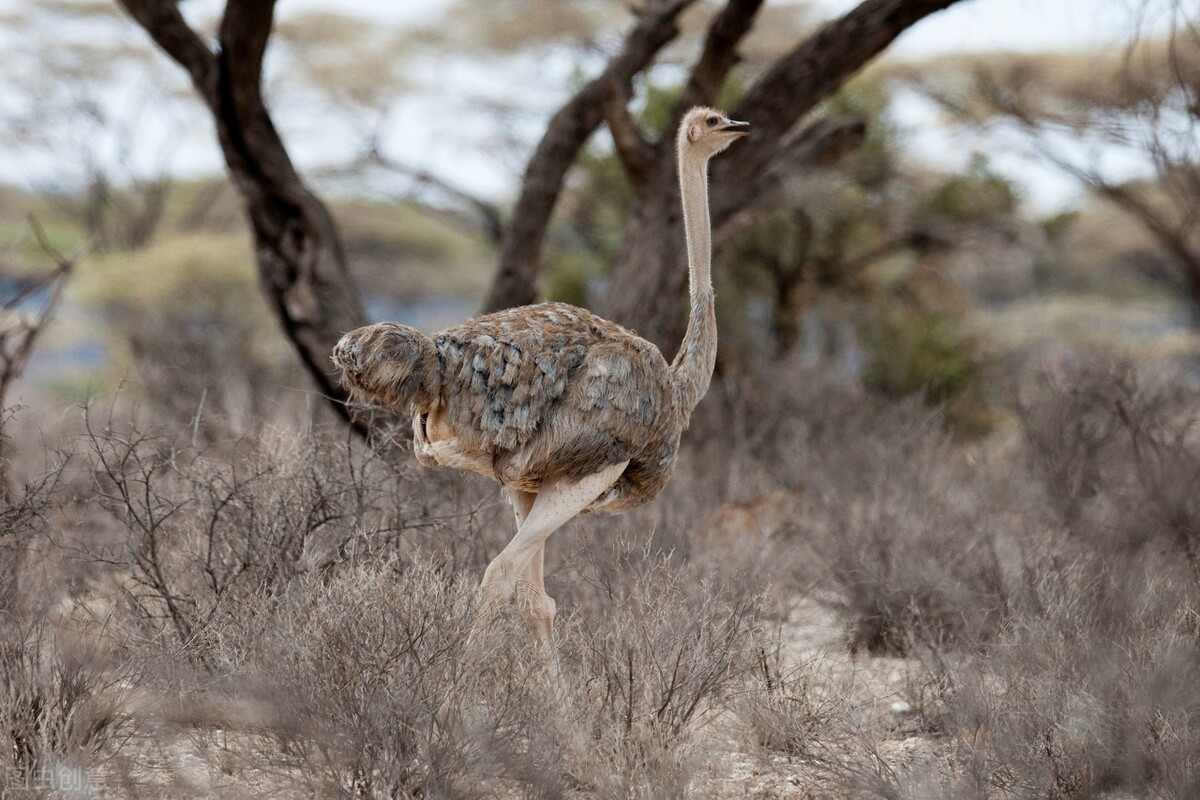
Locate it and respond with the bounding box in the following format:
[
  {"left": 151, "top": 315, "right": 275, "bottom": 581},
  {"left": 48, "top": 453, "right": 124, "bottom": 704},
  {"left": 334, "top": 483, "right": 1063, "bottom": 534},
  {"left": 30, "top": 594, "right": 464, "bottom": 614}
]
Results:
[
  {"left": 337, "top": 145, "right": 506, "bottom": 244},
  {"left": 0, "top": 218, "right": 78, "bottom": 502},
  {"left": 714, "top": 115, "right": 867, "bottom": 244}
]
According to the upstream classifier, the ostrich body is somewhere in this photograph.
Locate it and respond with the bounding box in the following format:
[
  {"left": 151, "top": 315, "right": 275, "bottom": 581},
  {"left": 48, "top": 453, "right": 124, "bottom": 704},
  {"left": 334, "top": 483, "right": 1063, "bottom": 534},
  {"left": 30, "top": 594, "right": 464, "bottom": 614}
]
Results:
[{"left": 333, "top": 107, "right": 748, "bottom": 644}]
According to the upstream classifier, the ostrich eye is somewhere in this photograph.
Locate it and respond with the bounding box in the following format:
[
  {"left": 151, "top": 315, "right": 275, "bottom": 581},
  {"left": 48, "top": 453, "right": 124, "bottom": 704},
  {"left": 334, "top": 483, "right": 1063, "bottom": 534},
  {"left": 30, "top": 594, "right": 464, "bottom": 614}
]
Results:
[{"left": 706, "top": 116, "right": 719, "bottom": 127}]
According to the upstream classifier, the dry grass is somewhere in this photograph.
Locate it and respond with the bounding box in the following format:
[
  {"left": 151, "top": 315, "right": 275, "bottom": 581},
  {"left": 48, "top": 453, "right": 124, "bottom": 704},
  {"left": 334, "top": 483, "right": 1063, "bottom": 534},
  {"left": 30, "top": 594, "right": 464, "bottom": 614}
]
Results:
[{"left": 2, "top": 351, "right": 1199, "bottom": 797}]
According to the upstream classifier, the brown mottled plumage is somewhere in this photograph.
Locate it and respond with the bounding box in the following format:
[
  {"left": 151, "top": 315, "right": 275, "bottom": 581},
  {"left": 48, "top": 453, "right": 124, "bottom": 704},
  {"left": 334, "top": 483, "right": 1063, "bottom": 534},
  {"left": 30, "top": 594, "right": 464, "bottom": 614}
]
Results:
[
  {"left": 336, "top": 301, "right": 679, "bottom": 513},
  {"left": 332, "top": 107, "right": 748, "bottom": 646}
]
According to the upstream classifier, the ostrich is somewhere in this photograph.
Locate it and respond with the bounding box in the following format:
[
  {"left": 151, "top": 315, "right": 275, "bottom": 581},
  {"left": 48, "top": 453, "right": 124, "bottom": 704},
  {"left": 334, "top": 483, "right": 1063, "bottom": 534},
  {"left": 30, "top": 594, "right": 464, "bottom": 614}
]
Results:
[{"left": 332, "top": 107, "right": 748, "bottom": 645}]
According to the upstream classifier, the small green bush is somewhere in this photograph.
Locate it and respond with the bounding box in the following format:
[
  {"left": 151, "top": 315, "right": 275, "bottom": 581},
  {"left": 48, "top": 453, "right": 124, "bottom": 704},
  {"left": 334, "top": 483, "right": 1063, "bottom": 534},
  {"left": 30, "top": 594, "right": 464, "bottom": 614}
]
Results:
[{"left": 862, "top": 305, "right": 992, "bottom": 436}]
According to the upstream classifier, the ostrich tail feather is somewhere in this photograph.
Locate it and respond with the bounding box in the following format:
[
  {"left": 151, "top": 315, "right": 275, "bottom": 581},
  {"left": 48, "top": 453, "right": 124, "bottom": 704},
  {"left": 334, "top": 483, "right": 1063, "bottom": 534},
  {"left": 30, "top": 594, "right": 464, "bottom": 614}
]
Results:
[{"left": 333, "top": 323, "right": 441, "bottom": 415}]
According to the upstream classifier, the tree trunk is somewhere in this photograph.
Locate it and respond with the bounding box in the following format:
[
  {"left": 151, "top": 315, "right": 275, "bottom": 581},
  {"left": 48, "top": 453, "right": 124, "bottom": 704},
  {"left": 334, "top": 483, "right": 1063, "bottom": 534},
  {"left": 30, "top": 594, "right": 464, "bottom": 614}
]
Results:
[
  {"left": 117, "top": 0, "right": 369, "bottom": 432},
  {"left": 482, "top": 0, "right": 700, "bottom": 313},
  {"left": 602, "top": 0, "right": 964, "bottom": 354}
]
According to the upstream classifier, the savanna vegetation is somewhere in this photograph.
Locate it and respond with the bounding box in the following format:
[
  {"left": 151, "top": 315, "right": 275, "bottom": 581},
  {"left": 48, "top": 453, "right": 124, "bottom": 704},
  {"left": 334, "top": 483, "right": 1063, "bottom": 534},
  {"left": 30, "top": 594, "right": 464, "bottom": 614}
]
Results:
[{"left": 2, "top": 0, "right": 1199, "bottom": 797}]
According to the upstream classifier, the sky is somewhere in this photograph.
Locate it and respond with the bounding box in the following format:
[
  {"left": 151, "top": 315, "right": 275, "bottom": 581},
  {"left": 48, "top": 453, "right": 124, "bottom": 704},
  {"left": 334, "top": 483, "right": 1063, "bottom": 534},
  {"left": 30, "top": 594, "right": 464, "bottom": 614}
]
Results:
[
  {"left": 267, "top": 0, "right": 1167, "bottom": 55},
  {"left": 265, "top": 0, "right": 1170, "bottom": 212},
  {"left": 820, "top": 0, "right": 1167, "bottom": 56},
  {"left": 0, "top": 0, "right": 1178, "bottom": 212}
]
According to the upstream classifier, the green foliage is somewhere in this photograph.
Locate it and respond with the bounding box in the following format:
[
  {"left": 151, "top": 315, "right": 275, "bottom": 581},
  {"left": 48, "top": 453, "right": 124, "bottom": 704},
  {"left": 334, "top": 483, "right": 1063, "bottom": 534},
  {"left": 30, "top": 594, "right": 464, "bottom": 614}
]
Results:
[
  {"left": 542, "top": 72, "right": 749, "bottom": 305},
  {"left": 862, "top": 305, "right": 991, "bottom": 436},
  {"left": 1040, "top": 208, "right": 1079, "bottom": 241},
  {"left": 156, "top": 178, "right": 244, "bottom": 234},
  {"left": 74, "top": 230, "right": 281, "bottom": 364},
  {"left": 542, "top": 249, "right": 598, "bottom": 307},
  {"left": 69, "top": 232, "right": 294, "bottom": 424},
  {"left": 821, "top": 79, "right": 898, "bottom": 190},
  {"left": 541, "top": 145, "right": 632, "bottom": 303},
  {"left": 76, "top": 232, "right": 256, "bottom": 309},
  {"left": 0, "top": 187, "right": 90, "bottom": 277},
  {"left": 336, "top": 200, "right": 493, "bottom": 302},
  {"left": 919, "top": 153, "right": 1019, "bottom": 223},
  {"left": 714, "top": 78, "right": 908, "bottom": 356}
]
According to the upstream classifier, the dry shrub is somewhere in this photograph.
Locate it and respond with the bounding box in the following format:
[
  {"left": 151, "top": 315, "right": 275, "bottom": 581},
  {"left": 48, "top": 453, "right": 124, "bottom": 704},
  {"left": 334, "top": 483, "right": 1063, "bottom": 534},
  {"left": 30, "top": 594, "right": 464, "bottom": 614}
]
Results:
[
  {"left": 0, "top": 434, "right": 65, "bottom": 609},
  {"left": 77, "top": 406, "right": 495, "bottom": 662},
  {"left": 23, "top": 351, "right": 1199, "bottom": 797},
  {"left": 59, "top": 401, "right": 773, "bottom": 797},
  {"left": 0, "top": 413, "right": 123, "bottom": 797},
  {"left": 911, "top": 357, "right": 1200, "bottom": 799},
  {"left": 794, "top": 385, "right": 1019, "bottom": 654},
  {"left": 189, "top": 550, "right": 766, "bottom": 799},
  {"left": 947, "top": 556, "right": 1200, "bottom": 799},
  {"left": 738, "top": 643, "right": 835, "bottom": 758},
  {"left": 227, "top": 561, "right": 554, "bottom": 799},
  {"left": 558, "top": 546, "right": 765, "bottom": 797},
  {"left": 1021, "top": 358, "right": 1200, "bottom": 569},
  {"left": 691, "top": 363, "right": 1031, "bottom": 655},
  {"left": 0, "top": 617, "right": 133, "bottom": 797}
]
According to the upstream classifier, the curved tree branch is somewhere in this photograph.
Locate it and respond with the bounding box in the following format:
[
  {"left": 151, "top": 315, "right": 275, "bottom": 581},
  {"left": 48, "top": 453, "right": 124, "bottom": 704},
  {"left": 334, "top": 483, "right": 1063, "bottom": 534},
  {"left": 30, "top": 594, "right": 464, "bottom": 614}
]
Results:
[
  {"left": 117, "top": 0, "right": 371, "bottom": 433},
  {"left": 482, "top": 0, "right": 699, "bottom": 313},
  {"left": 603, "top": 79, "right": 655, "bottom": 186},
  {"left": 667, "top": 0, "right": 766, "bottom": 132},
  {"left": 113, "top": 0, "right": 217, "bottom": 103},
  {"left": 714, "top": 0, "right": 963, "bottom": 205}
]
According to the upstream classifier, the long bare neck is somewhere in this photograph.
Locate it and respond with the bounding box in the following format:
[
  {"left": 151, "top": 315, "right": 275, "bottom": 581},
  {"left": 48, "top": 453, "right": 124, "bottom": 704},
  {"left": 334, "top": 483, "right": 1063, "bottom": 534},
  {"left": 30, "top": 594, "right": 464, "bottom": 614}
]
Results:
[{"left": 670, "top": 137, "right": 717, "bottom": 417}]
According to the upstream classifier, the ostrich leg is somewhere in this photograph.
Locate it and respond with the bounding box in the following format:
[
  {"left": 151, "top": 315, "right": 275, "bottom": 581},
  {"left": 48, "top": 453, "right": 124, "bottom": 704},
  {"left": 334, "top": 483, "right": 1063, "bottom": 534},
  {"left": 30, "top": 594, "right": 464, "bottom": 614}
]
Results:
[
  {"left": 475, "top": 462, "right": 629, "bottom": 645},
  {"left": 507, "top": 489, "right": 557, "bottom": 645}
]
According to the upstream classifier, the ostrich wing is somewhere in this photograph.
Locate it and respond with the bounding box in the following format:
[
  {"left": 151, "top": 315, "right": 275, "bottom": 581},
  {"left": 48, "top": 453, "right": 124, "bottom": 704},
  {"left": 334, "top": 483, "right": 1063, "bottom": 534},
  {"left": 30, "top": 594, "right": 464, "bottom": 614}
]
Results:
[{"left": 434, "top": 302, "right": 674, "bottom": 485}]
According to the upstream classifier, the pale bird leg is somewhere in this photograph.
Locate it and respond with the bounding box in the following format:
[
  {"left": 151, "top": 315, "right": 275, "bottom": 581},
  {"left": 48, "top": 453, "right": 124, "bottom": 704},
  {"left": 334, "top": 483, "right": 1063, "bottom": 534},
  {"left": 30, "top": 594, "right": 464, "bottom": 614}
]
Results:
[
  {"left": 509, "top": 487, "right": 537, "bottom": 528},
  {"left": 474, "top": 462, "right": 629, "bottom": 647},
  {"left": 507, "top": 489, "right": 558, "bottom": 649}
]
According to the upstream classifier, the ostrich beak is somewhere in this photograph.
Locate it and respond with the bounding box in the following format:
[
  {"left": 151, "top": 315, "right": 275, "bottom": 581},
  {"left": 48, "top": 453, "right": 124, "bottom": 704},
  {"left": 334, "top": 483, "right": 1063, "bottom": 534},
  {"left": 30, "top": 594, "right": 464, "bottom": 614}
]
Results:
[{"left": 720, "top": 119, "right": 750, "bottom": 137}]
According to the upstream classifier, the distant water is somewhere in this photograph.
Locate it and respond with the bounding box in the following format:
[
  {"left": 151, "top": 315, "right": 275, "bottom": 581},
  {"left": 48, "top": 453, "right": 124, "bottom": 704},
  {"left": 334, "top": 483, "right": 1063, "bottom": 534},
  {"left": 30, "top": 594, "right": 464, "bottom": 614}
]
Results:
[
  {"left": 1125, "top": 308, "right": 1194, "bottom": 338},
  {"left": 0, "top": 277, "right": 108, "bottom": 379},
  {"left": 365, "top": 295, "right": 474, "bottom": 333},
  {"left": 0, "top": 276, "right": 51, "bottom": 314},
  {"left": 25, "top": 340, "right": 107, "bottom": 377},
  {"left": 9, "top": 290, "right": 474, "bottom": 383}
]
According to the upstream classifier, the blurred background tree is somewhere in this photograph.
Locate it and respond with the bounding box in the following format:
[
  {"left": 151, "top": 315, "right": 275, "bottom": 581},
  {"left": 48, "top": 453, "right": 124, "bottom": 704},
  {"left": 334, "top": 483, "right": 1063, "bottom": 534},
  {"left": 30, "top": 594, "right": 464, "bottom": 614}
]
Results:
[
  {"left": 0, "top": 0, "right": 1195, "bottom": 440},
  {"left": 0, "top": 0, "right": 185, "bottom": 252},
  {"left": 902, "top": 17, "right": 1200, "bottom": 319}
]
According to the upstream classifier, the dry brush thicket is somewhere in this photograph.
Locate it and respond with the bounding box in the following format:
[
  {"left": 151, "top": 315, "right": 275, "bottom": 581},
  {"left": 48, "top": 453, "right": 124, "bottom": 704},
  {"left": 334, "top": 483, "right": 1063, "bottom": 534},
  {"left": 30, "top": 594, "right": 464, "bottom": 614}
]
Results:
[{"left": 2, "top": 352, "right": 1200, "bottom": 797}]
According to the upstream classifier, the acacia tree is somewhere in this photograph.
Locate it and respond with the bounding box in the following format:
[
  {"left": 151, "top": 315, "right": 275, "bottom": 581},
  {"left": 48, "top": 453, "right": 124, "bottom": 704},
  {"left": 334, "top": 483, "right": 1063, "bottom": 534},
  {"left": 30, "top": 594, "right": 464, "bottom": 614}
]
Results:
[
  {"left": 116, "top": 0, "right": 968, "bottom": 430},
  {"left": 486, "top": 0, "right": 970, "bottom": 351},
  {"left": 904, "top": 23, "right": 1200, "bottom": 319},
  {"left": 116, "top": 0, "right": 368, "bottom": 430},
  {"left": 0, "top": 2, "right": 184, "bottom": 252}
]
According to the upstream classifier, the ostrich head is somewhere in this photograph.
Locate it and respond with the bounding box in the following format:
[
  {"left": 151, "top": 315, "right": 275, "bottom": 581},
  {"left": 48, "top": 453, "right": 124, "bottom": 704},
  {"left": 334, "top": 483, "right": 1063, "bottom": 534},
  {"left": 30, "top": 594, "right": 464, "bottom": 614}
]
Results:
[{"left": 679, "top": 106, "right": 750, "bottom": 158}]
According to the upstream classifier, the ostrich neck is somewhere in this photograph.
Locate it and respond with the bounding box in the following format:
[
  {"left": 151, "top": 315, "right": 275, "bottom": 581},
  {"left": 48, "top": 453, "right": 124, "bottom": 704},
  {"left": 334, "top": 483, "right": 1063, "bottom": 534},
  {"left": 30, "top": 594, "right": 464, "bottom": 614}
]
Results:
[{"left": 670, "top": 144, "right": 717, "bottom": 417}]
